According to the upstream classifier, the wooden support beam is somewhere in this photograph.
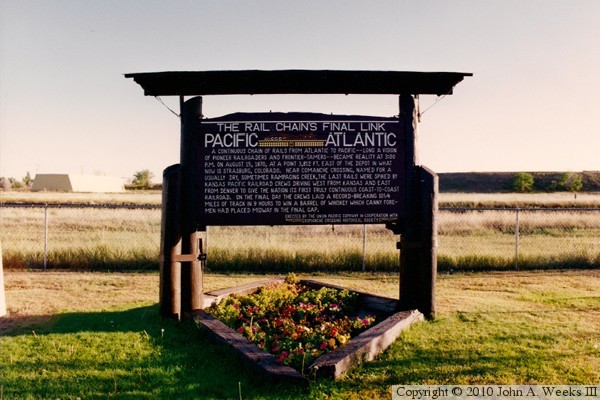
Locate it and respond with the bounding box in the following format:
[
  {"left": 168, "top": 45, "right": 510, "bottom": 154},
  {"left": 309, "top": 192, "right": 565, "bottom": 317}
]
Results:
[
  {"left": 0, "top": 242, "right": 6, "bottom": 317},
  {"left": 397, "top": 95, "right": 438, "bottom": 319},
  {"left": 125, "top": 70, "right": 472, "bottom": 97},
  {"left": 159, "top": 164, "right": 183, "bottom": 319},
  {"left": 399, "top": 94, "right": 419, "bottom": 311},
  {"left": 180, "top": 96, "right": 204, "bottom": 314},
  {"left": 309, "top": 310, "right": 424, "bottom": 380},
  {"left": 416, "top": 166, "right": 438, "bottom": 319},
  {"left": 194, "top": 310, "right": 309, "bottom": 387}
]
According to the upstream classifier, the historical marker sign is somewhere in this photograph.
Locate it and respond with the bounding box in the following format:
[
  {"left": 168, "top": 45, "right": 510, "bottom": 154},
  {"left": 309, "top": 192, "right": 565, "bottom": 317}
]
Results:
[
  {"left": 127, "top": 70, "right": 470, "bottom": 319},
  {"left": 196, "top": 113, "right": 404, "bottom": 226}
]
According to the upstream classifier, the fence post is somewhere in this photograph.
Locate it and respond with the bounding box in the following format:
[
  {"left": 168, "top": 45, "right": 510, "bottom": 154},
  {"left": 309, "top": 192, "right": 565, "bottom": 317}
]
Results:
[
  {"left": 515, "top": 207, "right": 520, "bottom": 270},
  {"left": 179, "top": 96, "right": 203, "bottom": 314},
  {"left": 44, "top": 205, "right": 48, "bottom": 271},
  {"left": 0, "top": 242, "right": 6, "bottom": 317},
  {"left": 159, "top": 164, "right": 183, "bottom": 319}
]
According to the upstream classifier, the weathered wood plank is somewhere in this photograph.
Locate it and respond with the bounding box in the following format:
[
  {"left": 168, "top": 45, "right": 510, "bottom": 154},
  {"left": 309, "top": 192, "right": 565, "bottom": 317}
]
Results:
[
  {"left": 158, "top": 164, "right": 182, "bottom": 319},
  {"left": 193, "top": 310, "right": 309, "bottom": 387},
  {"left": 125, "top": 70, "right": 472, "bottom": 97},
  {"left": 300, "top": 279, "right": 399, "bottom": 313},
  {"left": 417, "top": 166, "right": 438, "bottom": 319},
  {"left": 198, "top": 279, "right": 421, "bottom": 383},
  {"left": 0, "top": 243, "right": 6, "bottom": 317},
  {"left": 205, "top": 278, "right": 285, "bottom": 306},
  {"left": 309, "top": 309, "right": 424, "bottom": 380}
]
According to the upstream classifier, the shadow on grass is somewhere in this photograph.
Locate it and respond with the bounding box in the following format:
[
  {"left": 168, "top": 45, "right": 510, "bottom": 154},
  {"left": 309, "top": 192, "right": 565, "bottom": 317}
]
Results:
[
  {"left": 2, "top": 305, "right": 308, "bottom": 399},
  {"left": 5, "top": 307, "right": 589, "bottom": 399}
]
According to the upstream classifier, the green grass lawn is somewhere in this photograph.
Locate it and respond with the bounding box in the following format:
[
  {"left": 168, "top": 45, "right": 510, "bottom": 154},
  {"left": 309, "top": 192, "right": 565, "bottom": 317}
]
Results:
[{"left": 1, "top": 271, "right": 599, "bottom": 399}]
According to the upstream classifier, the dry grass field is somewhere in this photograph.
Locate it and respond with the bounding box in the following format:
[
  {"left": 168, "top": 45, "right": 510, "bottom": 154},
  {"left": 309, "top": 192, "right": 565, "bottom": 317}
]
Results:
[
  {"left": 3, "top": 190, "right": 600, "bottom": 207},
  {"left": 1, "top": 191, "right": 600, "bottom": 272},
  {"left": 1, "top": 271, "right": 263, "bottom": 335},
  {"left": 0, "top": 190, "right": 162, "bottom": 205},
  {"left": 440, "top": 192, "right": 600, "bottom": 208}
]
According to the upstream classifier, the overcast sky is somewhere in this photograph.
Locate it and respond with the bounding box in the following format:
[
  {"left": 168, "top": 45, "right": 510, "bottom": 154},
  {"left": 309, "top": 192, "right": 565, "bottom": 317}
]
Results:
[{"left": 1, "top": 0, "right": 599, "bottom": 182}]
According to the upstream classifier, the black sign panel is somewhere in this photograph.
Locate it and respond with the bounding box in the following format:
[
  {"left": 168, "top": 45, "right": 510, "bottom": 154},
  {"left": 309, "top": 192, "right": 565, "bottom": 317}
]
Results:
[{"left": 196, "top": 113, "right": 404, "bottom": 226}]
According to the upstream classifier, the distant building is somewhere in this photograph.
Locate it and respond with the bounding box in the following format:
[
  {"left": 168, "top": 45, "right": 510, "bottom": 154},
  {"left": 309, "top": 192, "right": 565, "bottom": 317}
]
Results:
[{"left": 31, "top": 174, "right": 125, "bottom": 193}]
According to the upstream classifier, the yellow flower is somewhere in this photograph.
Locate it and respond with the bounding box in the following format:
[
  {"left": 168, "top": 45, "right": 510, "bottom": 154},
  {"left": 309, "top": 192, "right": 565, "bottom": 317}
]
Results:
[
  {"left": 338, "top": 335, "right": 347, "bottom": 345},
  {"left": 328, "top": 338, "right": 336, "bottom": 348}
]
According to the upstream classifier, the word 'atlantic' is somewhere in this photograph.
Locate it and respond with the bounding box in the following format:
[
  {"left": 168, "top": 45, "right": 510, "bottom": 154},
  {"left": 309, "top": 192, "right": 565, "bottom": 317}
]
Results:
[{"left": 205, "top": 132, "right": 396, "bottom": 148}]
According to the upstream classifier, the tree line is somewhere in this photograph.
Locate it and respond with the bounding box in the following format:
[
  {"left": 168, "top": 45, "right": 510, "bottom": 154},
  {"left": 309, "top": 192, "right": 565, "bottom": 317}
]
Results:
[
  {"left": 512, "top": 172, "right": 583, "bottom": 194},
  {"left": 0, "top": 170, "right": 157, "bottom": 191},
  {"left": 0, "top": 169, "right": 589, "bottom": 194}
]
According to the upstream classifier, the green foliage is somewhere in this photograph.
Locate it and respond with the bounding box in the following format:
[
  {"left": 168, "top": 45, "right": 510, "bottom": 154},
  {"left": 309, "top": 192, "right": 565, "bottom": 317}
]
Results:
[
  {"left": 558, "top": 172, "right": 583, "bottom": 193},
  {"left": 0, "top": 305, "right": 306, "bottom": 399},
  {"left": 131, "top": 169, "right": 154, "bottom": 189},
  {"left": 3, "top": 172, "right": 33, "bottom": 189},
  {"left": 512, "top": 172, "right": 535, "bottom": 192},
  {"left": 207, "top": 280, "right": 375, "bottom": 372},
  {"left": 22, "top": 171, "right": 33, "bottom": 187},
  {"left": 1, "top": 272, "right": 599, "bottom": 398},
  {"left": 8, "top": 177, "right": 23, "bottom": 189},
  {"left": 284, "top": 272, "right": 300, "bottom": 285}
]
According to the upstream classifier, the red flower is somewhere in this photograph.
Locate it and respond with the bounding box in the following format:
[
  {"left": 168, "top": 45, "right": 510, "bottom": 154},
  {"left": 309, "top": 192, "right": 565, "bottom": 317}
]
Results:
[{"left": 208, "top": 279, "right": 378, "bottom": 374}]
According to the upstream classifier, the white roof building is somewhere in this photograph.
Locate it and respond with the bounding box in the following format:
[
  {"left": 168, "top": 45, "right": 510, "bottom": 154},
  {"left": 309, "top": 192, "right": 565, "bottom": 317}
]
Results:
[{"left": 31, "top": 174, "right": 125, "bottom": 193}]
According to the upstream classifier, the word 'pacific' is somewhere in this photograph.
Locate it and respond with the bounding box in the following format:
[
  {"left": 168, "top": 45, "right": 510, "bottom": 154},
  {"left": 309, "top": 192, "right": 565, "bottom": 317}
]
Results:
[{"left": 205, "top": 132, "right": 258, "bottom": 148}]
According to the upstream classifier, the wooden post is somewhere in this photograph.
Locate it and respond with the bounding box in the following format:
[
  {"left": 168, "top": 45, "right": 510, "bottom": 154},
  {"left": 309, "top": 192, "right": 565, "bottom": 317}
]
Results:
[
  {"left": 180, "top": 96, "right": 204, "bottom": 314},
  {"left": 159, "top": 164, "right": 182, "bottom": 319},
  {"left": 0, "top": 242, "right": 6, "bottom": 317},
  {"left": 398, "top": 95, "right": 437, "bottom": 319},
  {"left": 416, "top": 166, "right": 438, "bottom": 319},
  {"left": 399, "top": 94, "right": 419, "bottom": 311}
]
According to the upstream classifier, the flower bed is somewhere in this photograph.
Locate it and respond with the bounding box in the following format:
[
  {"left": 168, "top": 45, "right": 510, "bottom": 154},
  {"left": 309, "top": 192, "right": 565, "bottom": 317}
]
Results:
[{"left": 206, "top": 274, "right": 377, "bottom": 374}]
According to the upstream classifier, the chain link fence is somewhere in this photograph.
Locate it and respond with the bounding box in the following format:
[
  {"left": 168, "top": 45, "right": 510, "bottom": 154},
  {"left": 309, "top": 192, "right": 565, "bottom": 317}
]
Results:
[
  {"left": 0, "top": 204, "right": 161, "bottom": 270},
  {"left": 438, "top": 207, "right": 600, "bottom": 271},
  {"left": 1, "top": 204, "right": 599, "bottom": 271}
]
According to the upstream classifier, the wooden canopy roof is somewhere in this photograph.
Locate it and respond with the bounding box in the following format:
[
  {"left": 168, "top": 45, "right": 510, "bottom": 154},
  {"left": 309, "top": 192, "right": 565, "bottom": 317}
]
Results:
[{"left": 125, "top": 70, "right": 471, "bottom": 96}]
